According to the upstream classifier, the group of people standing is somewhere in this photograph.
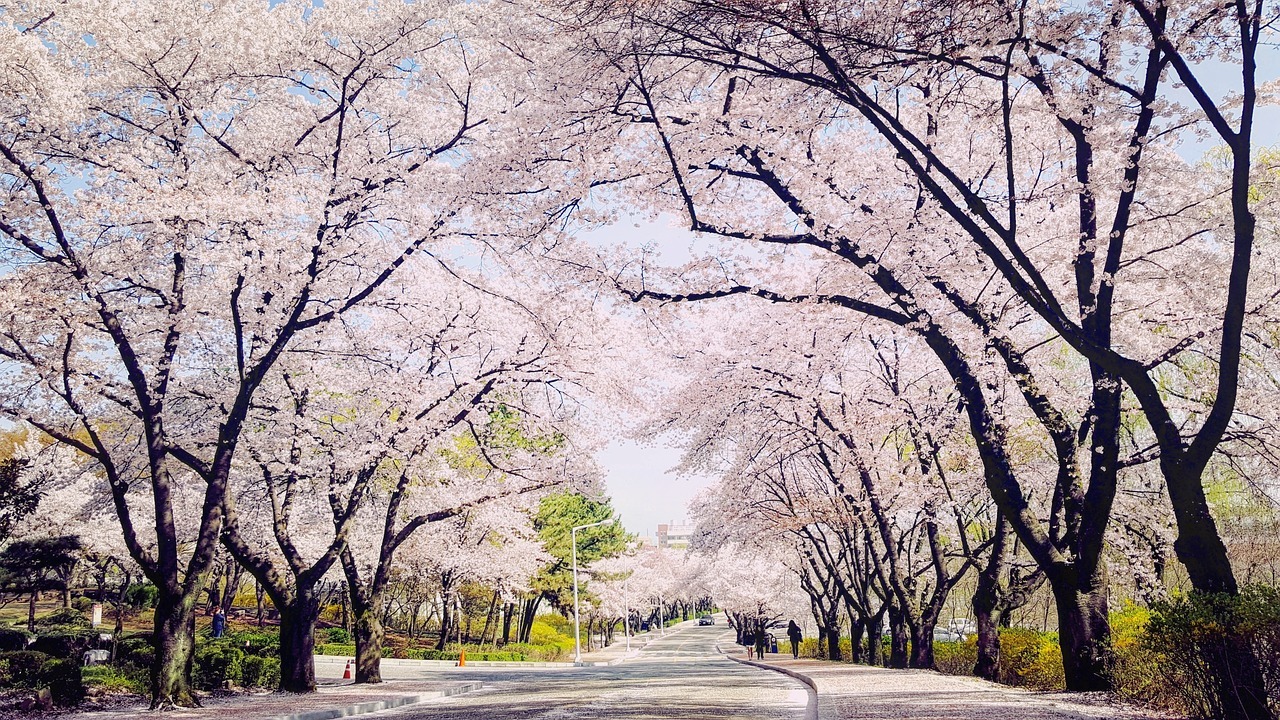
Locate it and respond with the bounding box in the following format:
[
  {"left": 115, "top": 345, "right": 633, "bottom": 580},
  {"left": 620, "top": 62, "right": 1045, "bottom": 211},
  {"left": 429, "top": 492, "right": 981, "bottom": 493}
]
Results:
[{"left": 740, "top": 619, "right": 804, "bottom": 660}]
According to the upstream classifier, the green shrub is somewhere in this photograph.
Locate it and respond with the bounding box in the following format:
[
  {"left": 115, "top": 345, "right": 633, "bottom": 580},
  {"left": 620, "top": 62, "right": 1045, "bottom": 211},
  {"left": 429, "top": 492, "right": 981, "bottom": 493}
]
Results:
[
  {"left": 326, "top": 628, "right": 350, "bottom": 644},
  {"left": 314, "top": 642, "right": 356, "bottom": 656},
  {"left": 34, "top": 607, "right": 89, "bottom": 628},
  {"left": 225, "top": 629, "right": 279, "bottom": 657},
  {"left": 30, "top": 630, "right": 97, "bottom": 659},
  {"left": 38, "top": 658, "right": 85, "bottom": 705},
  {"left": 0, "top": 628, "right": 30, "bottom": 652},
  {"left": 1142, "top": 585, "right": 1280, "bottom": 719},
  {"left": 124, "top": 583, "right": 158, "bottom": 611},
  {"left": 499, "top": 642, "right": 569, "bottom": 662},
  {"left": 194, "top": 644, "right": 244, "bottom": 689},
  {"left": 71, "top": 597, "right": 95, "bottom": 612},
  {"left": 115, "top": 634, "right": 155, "bottom": 668},
  {"left": 0, "top": 650, "right": 50, "bottom": 688},
  {"left": 81, "top": 664, "right": 147, "bottom": 695},
  {"left": 241, "top": 655, "right": 280, "bottom": 688}
]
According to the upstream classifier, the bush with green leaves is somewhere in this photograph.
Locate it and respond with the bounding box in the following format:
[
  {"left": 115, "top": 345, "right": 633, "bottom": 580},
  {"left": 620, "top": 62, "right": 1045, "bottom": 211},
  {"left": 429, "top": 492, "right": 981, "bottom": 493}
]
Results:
[
  {"left": 194, "top": 644, "right": 244, "bottom": 689},
  {"left": 240, "top": 655, "right": 281, "bottom": 688},
  {"left": 123, "top": 583, "right": 158, "bottom": 611},
  {"left": 81, "top": 664, "right": 148, "bottom": 695},
  {"left": 0, "top": 650, "right": 50, "bottom": 688},
  {"left": 326, "top": 627, "right": 350, "bottom": 644},
  {"left": 224, "top": 629, "right": 279, "bottom": 657},
  {"left": 38, "top": 658, "right": 84, "bottom": 705},
  {"left": 0, "top": 627, "right": 29, "bottom": 652},
  {"left": 1141, "top": 585, "right": 1280, "bottom": 719},
  {"left": 29, "top": 629, "right": 98, "bottom": 660},
  {"left": 115, "top": 634, "right": 155, "bottom": 668},
  {"left": 70, "top": 596, "right": 95, "bottom": 612},
  {"left": 34, "top": 607, "right": 88, "bottom": 628}
]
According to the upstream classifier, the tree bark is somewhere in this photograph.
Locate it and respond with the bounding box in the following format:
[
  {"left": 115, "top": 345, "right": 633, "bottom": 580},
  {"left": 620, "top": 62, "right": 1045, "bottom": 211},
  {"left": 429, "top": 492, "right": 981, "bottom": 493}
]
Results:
[
  {"left": 151, "top": 592, "right": 199, "bottom": 708},
  {"left": 825, "top": 626, "right": 842, "bottom": 662},
  {"left": 973, "top": 587, "right": 1001, "bottom": 682},
  {"left": 277, "top": 586, "right": 322, "bottom": 693},
  {"left": 887, "top": 606, "right": 908, "bottom": 669},
  {"left": 1050, "top": 571, "right": 1110, "bottom": 691}
]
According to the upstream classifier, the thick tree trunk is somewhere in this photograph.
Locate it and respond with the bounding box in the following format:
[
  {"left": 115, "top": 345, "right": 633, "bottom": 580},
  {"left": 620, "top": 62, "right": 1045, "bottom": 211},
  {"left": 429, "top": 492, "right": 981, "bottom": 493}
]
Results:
[
  {"left": 151, "top": 592, "right": 199, "bottom": 708},
  {"left": 27, "top": 592, "right": 37, "bottom": 633},
  {"left": 887, "top": 608, "right": 908, "bottom": 669},
  {"left": 350, "top": 592, "right": 385, "bottom": 684},
  {"left": 825, "top": 626, "right": 842, "bottom": 661},
  {"left": 1050, "top": 573, "right": 1111, "bottom": 691},
  {"left": 908, "top": 622, "right": 935, "bottom": 669},
  {"left": 865, "top": 611, "right": 884, "bottom": 667},
  {"left": 277, "top": 588, "right": 322, "bottom": 693},
  {"left": 849, "top": 616, "right": 865, "bottom": 664},
  {"left": 973, "top": 594, "right": 1001, "bottom": 682}
]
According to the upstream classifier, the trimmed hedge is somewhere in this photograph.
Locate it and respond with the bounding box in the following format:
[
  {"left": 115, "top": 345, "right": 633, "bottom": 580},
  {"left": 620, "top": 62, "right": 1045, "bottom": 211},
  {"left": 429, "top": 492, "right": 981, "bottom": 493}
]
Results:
[
  {"left": 39, "top": 659, "right": 85, "bottom": 705},
  {"left": 34, "top": 608, "right": 89, "bottom": 628},
  {"left": 29, "top": 629, "right": 99, "bottom": 660},
  {"left": 0, "top": 650, "right": 50, "bottom": 688},
  {"left": 241, "top": 655, "right": 281, "bottom": 688},
  {"left": 194, "top": 644, "right": 244, "bottom": 690},
  {"left": 0, "top": 628, "right": 30, "bottom": 652}
]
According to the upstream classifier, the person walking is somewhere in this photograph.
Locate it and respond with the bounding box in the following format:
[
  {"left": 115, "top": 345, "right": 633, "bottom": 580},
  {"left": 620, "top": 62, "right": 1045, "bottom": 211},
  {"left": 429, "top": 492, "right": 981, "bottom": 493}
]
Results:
[
  {"left": 786, "top": 620, "right": 802, "bottom": 659},
  {"left": 743, "top": 628, "right": 756, "bottom": 660},
  {"left": 211, "top": 607, "right": 226, "bottom": 638}
]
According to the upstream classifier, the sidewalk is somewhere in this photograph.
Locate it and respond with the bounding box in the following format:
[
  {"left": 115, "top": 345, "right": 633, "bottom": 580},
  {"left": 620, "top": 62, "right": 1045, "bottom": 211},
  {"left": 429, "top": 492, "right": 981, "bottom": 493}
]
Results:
[
  {"left": 719, "top": 643, "right": 1177, "bottom": 720},
  {"left": 68, "top": 679, "right": 482, "bottom": 720}
]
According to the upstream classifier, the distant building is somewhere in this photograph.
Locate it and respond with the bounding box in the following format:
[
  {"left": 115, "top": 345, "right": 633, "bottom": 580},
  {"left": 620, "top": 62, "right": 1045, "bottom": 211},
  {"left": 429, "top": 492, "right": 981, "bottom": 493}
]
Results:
[
  {"left": 656, "top": 521, "right": 695, "bottom": 549},
  {"left": 635, "top": 535, "right": 657, "bottom": 548}
]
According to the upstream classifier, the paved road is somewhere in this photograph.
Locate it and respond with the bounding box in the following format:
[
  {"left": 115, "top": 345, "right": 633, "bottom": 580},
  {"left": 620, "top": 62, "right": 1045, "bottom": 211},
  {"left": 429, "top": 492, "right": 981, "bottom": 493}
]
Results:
[{"left": 369, "top": 625, "right": 810, "bottom": 719}]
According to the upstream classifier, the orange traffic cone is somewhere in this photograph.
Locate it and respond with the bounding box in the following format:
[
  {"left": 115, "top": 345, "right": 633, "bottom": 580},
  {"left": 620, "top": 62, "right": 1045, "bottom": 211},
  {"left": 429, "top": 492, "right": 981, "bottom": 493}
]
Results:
[
  {"left": 343, "top": 659, "right": 353, "bottom": 679},
  {"left": 457, "top": 649, "right": 466, "bottom": 667}
]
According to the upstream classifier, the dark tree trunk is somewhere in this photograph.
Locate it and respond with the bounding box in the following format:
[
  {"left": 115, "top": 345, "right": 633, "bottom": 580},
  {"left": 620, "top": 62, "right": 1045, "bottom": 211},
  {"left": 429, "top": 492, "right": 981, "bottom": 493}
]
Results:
[
  {"left": 350, "top": 589, "right": 385, "bottom": 684},
  {"left": 888, "top": 607, "right": 909, "bottom": 669},
  {"left": 908, "top": 622, "right": 935, "bottom": 669},
  {"left": 277, "top": 587, "right": 322, "bottom": 693},
  {"left": 517, "top": 597, "right": 539, "bottom": 643},
  {"left": 849, "top": 615, "right": 865, "bottom": 664},
  {"left": 27, "top": 592, "right": 37, "bottom": 634},
  {"left": 502, "top": 603, "right": 515, "bottom": 644},
  {"left": 1050, "top": 572, "right": 1111, "bottom": 691},
  {"left": 436, "top": 601, "right": 451, "bottom": 651},
  {"left": 825, "top": 626, "right": 842, "bottom": 661},
  {"left": 865, "top": 611, "right": 884, "bottom": 666},
  {"left": 151, "top": 592, "right": 199, "bottom": 708},
  {"left": 973, "top": 592, "right": 1001, "bottom": 682}
]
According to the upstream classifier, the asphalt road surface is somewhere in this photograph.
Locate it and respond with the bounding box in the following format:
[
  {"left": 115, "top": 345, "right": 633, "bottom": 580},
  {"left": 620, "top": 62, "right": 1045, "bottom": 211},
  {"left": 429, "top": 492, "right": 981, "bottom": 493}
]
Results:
[{"left": 372, "top": 625, "right": 810, "bottom": 719}]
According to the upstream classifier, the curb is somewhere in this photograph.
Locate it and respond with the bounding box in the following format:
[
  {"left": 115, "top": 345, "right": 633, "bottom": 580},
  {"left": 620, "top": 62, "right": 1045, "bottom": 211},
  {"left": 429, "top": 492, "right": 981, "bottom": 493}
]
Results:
[
  {"left": 266, "top": 681, "right": 483, "bottom": 720},
  {"left": 718, "top": 643, "right": 820, "bottom": 720}
]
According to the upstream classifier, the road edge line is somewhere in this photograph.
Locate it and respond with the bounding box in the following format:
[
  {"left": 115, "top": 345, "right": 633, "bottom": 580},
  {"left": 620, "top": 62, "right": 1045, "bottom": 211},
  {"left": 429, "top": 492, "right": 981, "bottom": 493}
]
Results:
[
  {"left": 265, "top": 681, "right": 484, "bottom": 720},
  {"left": 717, "top": 643, "right": 820, "bottom": 720}
]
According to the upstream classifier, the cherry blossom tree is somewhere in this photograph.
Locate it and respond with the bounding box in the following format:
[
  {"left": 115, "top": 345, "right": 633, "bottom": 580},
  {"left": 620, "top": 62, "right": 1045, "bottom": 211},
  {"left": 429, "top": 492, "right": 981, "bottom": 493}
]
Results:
[{"left": 0, "top": 0, "right": 525, "bottom": 704}]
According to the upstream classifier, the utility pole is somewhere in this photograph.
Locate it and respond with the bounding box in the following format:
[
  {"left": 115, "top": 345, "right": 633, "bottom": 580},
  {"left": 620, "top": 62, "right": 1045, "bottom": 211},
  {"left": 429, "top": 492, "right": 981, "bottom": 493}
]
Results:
[{"left": 572, "top": 518, "right": 613, "bottom": 664}]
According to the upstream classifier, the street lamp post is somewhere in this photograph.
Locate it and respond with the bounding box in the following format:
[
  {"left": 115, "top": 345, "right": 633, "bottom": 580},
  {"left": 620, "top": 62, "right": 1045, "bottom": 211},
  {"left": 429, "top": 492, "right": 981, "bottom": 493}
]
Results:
[{"left": 572, "top": 518, "right": 613, "bottom": 665}]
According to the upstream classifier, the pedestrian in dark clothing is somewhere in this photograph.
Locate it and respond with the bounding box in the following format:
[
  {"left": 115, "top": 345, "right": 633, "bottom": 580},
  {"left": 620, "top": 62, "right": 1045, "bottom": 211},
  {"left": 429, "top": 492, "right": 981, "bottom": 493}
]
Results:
[
  {"left": 743, "top": 630, "right": 756, "bottom": 660},
  {"left": 786, "top": 620, "right": 802, "bottom": 659},
  {"left": 211, "top": 607, "right": 226, "bottom": 638}
]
